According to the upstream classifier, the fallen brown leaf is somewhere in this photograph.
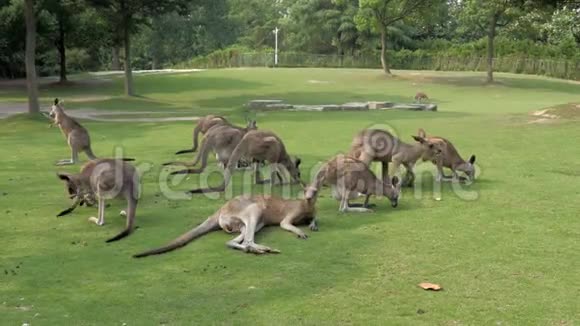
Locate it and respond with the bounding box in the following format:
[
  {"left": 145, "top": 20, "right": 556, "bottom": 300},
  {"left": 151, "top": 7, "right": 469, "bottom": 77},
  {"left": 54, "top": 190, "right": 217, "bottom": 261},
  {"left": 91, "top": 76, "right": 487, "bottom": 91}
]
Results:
[{"left": 418, "top": 282, "right": 442, "bottom": 291}]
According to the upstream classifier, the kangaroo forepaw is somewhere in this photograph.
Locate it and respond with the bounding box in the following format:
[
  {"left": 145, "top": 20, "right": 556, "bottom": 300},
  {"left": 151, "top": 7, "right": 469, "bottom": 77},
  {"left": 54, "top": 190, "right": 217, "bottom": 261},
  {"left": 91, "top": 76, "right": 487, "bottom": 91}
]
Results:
[
  {"left": 309, "top": 222, "right": 319, "bottom": 232},
  {"left": 296, "top": 233, "right": 308, "bottom": 239}
]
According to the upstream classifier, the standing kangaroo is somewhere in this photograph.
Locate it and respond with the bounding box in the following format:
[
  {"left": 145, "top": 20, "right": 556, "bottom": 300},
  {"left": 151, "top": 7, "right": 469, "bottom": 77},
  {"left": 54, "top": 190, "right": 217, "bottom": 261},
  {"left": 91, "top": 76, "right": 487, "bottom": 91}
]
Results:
[
  {"left": 49, "top": 98, "right": 97, "bottom": 165},
  {"left": 419, "top": 129, "right": 476, "bottom": 182},
  {"left": 164, "top": 120, "right": 257, "bottom": 175},
  {"left": 188, "top": 130, "right": 303, "bottom": 194},
  {"left": 306, "top": 154, "right": 401, "bottom": 212},
  {"left": 175, "top": 115, "right": 229, "bottom": 154},
  {"left": 349, "top": 128, "right": 442, "bottom": 187},
  {"left": 133, "top": 192, "right": 318, "bottom": 257},
  {"left": 56, "top": 159, "right": 140, "bottom": 242}
]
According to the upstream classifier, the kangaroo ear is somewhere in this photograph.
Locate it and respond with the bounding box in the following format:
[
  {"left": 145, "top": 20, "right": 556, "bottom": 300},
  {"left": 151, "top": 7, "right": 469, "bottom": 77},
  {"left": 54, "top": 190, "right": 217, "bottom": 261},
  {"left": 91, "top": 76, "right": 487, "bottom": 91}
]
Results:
[
  {"left": 469, "top": 155, "right": 476, "bottom": 164},
  {"left": 418, "top": 128, "right": 426, "bottom": 138},
  {"left": 412, "top": 135, "right": 425, "bottom": 143},
  {"left": 57, "top": 172, "right": 71, "bottom": 182},
  {"left": 54, "top": 98, "right": 59, "bottom": 105},
  {"left": 295, "top": 157, "right": 301, "bottom": 168}
]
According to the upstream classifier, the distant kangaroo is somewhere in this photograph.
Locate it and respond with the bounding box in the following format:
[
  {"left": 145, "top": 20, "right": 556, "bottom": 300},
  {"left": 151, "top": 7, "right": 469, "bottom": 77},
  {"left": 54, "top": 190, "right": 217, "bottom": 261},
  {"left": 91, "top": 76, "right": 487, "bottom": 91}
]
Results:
[
  {"left": 49, "top": 98, "right": 97, "bottom": 165},
  {"left": 187, "top": 130, "right": 303, "bottom": 194},
  {"left": 306, "top": 154, "right": 401, "bottom": 212},
  {"left": 164, "top": 120, "right": 257, "bottom": 175},
  {"left": 56, "top": 159, "right": 140, "bottom": 242},
  {"left": 419, "top": 129, "right": 476, "bottom": 182},
  {"left": 414, "top": 92, "right": 429, "bottom": 103},
  {"left": 175, "top": 115, "right": 229, "bottom": 155}
]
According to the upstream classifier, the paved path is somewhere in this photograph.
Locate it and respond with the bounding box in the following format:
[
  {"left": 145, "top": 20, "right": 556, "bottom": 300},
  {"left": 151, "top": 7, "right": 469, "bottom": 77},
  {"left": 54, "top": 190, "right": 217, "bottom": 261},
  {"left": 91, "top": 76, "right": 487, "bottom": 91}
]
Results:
[{"left": 0, "top": 103, "right": 199, "bottom": 122}]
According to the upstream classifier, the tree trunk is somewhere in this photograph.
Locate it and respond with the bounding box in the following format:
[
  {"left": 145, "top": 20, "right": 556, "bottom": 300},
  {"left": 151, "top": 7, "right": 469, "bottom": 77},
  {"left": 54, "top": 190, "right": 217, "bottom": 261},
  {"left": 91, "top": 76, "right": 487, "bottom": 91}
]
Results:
[
  {"left": 122, "top": 15, "right": 134, "bottom": 96},
  {"left": 486, "top": 14, "right": 497, "bottom": 83},
  {"left": 380, "top": 29, "right": 391, "bottom": 75},
  {"left": 24, "top": 0, "right": 40, "bottom": 114},
  {"left": 111, "top": 47, "right": 121, "bottom": 70},
  {"left": 57, "top": 16, "right": 67, "bottom": 83}
]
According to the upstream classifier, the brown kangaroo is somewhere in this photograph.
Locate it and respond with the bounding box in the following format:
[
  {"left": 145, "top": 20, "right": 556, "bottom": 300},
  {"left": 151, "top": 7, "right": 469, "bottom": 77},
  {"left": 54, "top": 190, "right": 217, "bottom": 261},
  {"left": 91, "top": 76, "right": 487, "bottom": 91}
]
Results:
[
  {"left": 175, "top": 115, "right": 229, "bottom": 155},
  {"left": 419, "top": 129, "right": 476, "bottom": 182},
  {"left": 133, "top": 192, "right": 318, "bottom": 257},
  {"left": 348, "top": 128, "right": 442, "bottom": 187},
  {"left": 305, "top": 154, "right": 401, "bottom": 212},
  {"left": 49, "top": 98, "right": 97, "bottom": 165},
  {"left": 187, "top": 130, "right": 303, "bottom": 194},
  {"left": 56, "top": 159, "right": 140, "bottom": 242},
  {"left": 164, "top": 120, "right": 257, "bottom": 175},
  {"left": 414, "top": 92, "right": 429, "bottom": 103}
]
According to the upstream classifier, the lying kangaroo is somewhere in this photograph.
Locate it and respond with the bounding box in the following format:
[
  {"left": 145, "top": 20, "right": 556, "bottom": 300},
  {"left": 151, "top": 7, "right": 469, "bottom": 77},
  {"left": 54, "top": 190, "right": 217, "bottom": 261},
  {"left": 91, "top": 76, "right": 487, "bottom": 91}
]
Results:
[
  {"left": 133, "top": 192, "right": 318, "bottom": 257},
  {"left": 188, "top": 130, "right": 303, "bottom": 194},
  {"left": 56, "top": 158, "right": 140, "bottom": 242},
  {"left": 349, "top": 128, "right": 442, "bottom": 186},
  {"left": 419, "top": 129, "right": 476, "bottom": 182},
  {"left": 174, "top": 115, "right": 229, "bottom": 155},
  {"left": 165, "top": 120, "right": 257, "bottom": 175},
  {"left": 414, "top": 92, "right": 429, "bottom": 103},
  {"left": 306, "top": 154, "right": 401, "bottom": 212},
  {"left": 49, "top": 98, "right": 97, "bottom": 165}
]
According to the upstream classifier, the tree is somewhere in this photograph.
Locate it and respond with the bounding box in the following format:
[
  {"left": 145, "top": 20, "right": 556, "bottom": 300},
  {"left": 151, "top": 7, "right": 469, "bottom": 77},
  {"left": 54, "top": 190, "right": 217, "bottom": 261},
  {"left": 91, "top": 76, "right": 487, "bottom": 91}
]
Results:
[
  {"left": 24, "top": 0, "right": 40, "bottom": 114},
  {"left": 43, "top": 0, "right": 88, "bottom": 82},
  {"left": 457, "top": 0, "right": 523, "bottom": 83},
  {"left": 355, "top": 0, "right": 440, "bottom": 75},
  {"left": 88, "top": 0, "right": 191, "bottom": 96}
]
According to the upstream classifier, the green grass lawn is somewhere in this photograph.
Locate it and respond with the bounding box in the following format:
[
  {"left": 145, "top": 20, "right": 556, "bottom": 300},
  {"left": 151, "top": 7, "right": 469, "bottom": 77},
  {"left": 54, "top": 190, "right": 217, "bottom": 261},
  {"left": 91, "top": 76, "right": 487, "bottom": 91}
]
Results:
[{"left": 1, "top": 68, "right": 579, "bottom": 325}]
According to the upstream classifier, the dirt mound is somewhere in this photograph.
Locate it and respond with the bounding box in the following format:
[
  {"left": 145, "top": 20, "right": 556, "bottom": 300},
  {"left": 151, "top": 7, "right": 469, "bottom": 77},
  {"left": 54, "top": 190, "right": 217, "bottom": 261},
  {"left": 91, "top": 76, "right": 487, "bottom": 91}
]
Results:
[{"left": 529, "top": 103, "right": 580, "bottom": 124}]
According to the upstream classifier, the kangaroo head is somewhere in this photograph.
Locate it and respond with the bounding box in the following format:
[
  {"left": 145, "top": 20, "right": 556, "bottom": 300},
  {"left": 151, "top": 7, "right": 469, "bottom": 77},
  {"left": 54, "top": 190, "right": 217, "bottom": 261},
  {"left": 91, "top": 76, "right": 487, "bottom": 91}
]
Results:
[
  {"left": 57, "top": 172, "right": 96, "bottom": 206},
  {"left": 284, "top": 156, "right": 303, "bottom": 186},
  {"left": 412, "top": 135, "right": 443, "bottom": 159},
  {"left": 383, "top": 176, "right": 402, "bottom": 208},
  {"left": 49, "top": 98, "right": 64, "bottom": 118},
  {"left": 456, "top": 155, "right": 476, "bottom": 180}
]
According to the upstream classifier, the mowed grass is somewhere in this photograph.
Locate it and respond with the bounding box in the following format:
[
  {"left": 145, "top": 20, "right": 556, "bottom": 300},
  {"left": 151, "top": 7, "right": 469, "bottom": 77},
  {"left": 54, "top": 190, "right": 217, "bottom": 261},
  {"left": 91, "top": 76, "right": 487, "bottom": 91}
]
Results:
[{"left": 1, "top": 68, "right": 579, "bottom": 325}]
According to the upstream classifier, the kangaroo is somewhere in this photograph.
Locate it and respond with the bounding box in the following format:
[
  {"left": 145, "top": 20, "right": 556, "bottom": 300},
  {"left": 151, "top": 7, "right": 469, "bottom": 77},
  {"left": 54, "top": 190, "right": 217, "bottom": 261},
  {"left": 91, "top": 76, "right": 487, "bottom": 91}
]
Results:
[
  {"left": 306, "top": 154, "right": 401, "bottom": 213},
  {"left": 56, "top": 158, "right": 140, "bottom": 242},
  {"left": 164, "top": 120, "right": 257, "bottom": 175},
  {"left": 49, "top": 98, "right": 97, "bottom": 165},
  {"left": 419, "top": 129, "right": 476, "bottom": 182},
  {"left": 349, "top": 128, "right": 442, "bottom": 186},
  {"left": 174, "top": 115, "right": 229, "bottom": 155},
  {"left": 133, "top": 192, "right": 318, "bottom": 257},
  {"left": 414, "top": 92, "right": 429, "bottom": 103},
  {"left": 187, "top": 130, "right": 303, "bottom": 194},
  {"left": 390, "top": 133, "right": 444, "bottom": 187}
]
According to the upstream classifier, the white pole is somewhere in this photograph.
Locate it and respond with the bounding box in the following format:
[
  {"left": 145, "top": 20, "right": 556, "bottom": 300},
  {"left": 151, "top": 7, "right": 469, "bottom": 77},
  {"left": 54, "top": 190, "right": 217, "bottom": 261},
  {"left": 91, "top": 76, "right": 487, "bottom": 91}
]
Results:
[{"left": 273, "top": 27, "right": 279, "bottom": 66}]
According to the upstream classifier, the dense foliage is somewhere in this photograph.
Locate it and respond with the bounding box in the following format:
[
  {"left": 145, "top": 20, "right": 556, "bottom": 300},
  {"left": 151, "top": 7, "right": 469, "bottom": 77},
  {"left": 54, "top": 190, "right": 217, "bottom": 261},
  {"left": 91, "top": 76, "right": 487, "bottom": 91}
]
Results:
[{"left": 1, "top": 0, "right": 579, "bottom": 80}]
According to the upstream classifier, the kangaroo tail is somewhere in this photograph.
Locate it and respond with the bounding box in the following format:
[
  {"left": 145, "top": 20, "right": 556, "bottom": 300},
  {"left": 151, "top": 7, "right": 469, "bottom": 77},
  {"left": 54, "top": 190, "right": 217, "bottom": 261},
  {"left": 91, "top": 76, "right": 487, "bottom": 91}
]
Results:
[
  {"left": 191, "top": 124, "right": 201, "bottom": 152},
  {"left": 84, "top": 146, "right": 97, "bottom": 160},
  {"left": 106, "top": 195, "right": 137, "bottom": 243},
  {"left": 133, "top": 213, "right": 220, "bottom": 257},
  {"left": 305, "top": 163, "right": 328, "bottom": 200}
]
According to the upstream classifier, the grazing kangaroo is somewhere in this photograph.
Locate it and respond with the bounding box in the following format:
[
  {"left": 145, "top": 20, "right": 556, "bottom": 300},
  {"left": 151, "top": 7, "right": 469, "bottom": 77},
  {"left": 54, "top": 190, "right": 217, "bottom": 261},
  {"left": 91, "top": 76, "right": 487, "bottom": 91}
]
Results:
[
  {"left": 306, "top": 154, "right": 401, "bottom": 212},
  {"left": 133, "top": 192, "right": 318, "bottom": 257},
  {"left": 414, "top": 92, "right": 429, "bottom": 103},
  {"left": 390, "top": 133, "right": 444, "bottom": 187},
  {"left": 419, "top": 129, "right": 476, "bottom": 182},
  {"left": 188, "top": 130, "right": 303, "bottom": 194},
  {"left": 49, "top": 98, "right": 97, "bottom": 165},
  {"left": 164, "top": 120, "right": 257, "bottom": 175},
  {"left": 56, "top": 159, "right": 140, "bottom": 242},
  {"left": 174, "top": 115, "right": 229, "bottom": 155},
  {"left": 349, "top": 128, "right": 442, "bottom": 186}
]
